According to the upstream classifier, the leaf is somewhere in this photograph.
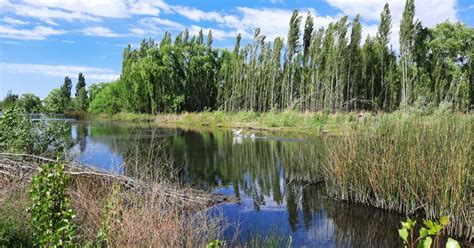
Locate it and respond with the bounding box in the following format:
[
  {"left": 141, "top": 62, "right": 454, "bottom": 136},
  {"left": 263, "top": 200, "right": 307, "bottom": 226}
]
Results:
[
  {"left": 445, "top": 238, "right": 460, "bottom": 248},
  {"left": 439, "top": 216, "right": 449, "bottom": 226},
  {"left": 401, "top": 221, "right": 411, "bottom": 229},
  {"left": 399, "top": 228, "right": 408, "bottom": 242},
  {"left": 419, "top": 227, "right": 429, "bottom": 238},
  {"left": 417, "top": 237, "right": 432, "bottom": 248}
]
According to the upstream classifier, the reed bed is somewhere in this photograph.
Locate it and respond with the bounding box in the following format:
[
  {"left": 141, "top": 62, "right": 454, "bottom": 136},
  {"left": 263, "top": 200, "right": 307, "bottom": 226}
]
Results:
[{"left": 321, "top": 113, "right": 473, "bottom": 240}]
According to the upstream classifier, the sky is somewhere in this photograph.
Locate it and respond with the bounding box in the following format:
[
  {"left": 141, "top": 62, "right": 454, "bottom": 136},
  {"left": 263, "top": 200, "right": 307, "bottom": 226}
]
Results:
[{"left": 0, "top": 0, "right": 473, "bottom": 99}]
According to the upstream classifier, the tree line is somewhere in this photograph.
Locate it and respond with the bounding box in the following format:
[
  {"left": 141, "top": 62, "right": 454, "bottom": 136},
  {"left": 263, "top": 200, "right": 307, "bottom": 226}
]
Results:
[
  {"left": 1, "top": 73, "right": 89, "bottom": 113},
  {"left": 4, "top": 0, "right": 473, "bottom": 114}
]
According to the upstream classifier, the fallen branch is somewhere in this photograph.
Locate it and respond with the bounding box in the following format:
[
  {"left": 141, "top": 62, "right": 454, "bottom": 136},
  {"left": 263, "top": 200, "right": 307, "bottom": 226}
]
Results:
[{"left": 0, "top": 153, "right": 238, "bottom": 207}]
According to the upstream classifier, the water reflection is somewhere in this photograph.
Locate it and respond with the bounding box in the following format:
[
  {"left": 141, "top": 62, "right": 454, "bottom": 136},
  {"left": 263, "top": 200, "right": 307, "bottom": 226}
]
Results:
[{"left": 68, "top": 121, "right": 402, "bottom": 247}]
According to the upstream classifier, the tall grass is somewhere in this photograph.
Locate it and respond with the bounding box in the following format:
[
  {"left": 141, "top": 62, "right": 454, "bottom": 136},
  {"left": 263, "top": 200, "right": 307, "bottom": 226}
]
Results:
[{"left": 321, "top": 113, "right": 473, "bottom": 240}]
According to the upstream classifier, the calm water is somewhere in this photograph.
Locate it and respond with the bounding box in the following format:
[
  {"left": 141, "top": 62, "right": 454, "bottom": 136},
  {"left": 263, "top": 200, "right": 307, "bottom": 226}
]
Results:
[{"left": 66, "top": 120, "right": 403, "bottom": 247}]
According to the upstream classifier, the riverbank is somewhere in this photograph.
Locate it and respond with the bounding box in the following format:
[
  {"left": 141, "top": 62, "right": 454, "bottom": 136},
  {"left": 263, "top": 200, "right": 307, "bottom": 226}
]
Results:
[{"left": 93, "top": 111, "right": 373, "bottom": 134}]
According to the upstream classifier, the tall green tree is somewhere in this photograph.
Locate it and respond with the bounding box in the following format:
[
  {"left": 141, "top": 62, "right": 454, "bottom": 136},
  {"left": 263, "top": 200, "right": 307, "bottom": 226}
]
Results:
[
  {"left": 75, "top": 73, "right": 88, "bottom": 111},
  {"left": 399, "top": 0, "right": 416, "bottom": 109},
  {"left": 377, "top": 3, "right": 392, "bottom": 110},
  {"left": 59, "top": 76, "right": 72, "bottom": 111}
]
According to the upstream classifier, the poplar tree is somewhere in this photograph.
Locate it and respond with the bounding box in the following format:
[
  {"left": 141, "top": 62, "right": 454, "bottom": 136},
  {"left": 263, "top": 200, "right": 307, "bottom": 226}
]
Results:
[
  {"left": 377, "top": 3, "right": 392, "bottom": 110},
  {"left": 400, "top": 0, "right": 416, "bottom": 109}
]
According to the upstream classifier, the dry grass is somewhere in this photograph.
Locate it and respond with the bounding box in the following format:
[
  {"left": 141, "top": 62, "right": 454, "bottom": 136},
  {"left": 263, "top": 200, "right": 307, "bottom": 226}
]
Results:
[
  {"left": 69, "top": 177, "right": 224, "bottom": 247},
  {"left": 0, "top": 154, "right": 226, "bottom": 247}
]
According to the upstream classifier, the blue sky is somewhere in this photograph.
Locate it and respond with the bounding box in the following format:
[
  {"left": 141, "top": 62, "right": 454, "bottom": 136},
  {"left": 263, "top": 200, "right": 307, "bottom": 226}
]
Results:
[{"left": 0, "top": 0, "right": 473, "bottom": 99}]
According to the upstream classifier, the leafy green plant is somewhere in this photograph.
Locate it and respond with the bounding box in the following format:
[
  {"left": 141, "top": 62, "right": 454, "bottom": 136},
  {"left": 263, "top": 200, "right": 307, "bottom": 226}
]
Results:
[
  {"left": 398, "top": 216, "right": 460, "bottom": 248},
  {"left": 29, "top": 163, "right": 76, "bottom": 247},
  {"left": 0, "top": 105, "right": 33, "bottom": 153},
  {"left": 97, "top": 183, "right": 122, "bottom": 247},
  {"left": 0, "top": 105, "right": 73, "bottom": 158},
  {"left": 206, "top": 239, "right": 223, "bottom": 248}
]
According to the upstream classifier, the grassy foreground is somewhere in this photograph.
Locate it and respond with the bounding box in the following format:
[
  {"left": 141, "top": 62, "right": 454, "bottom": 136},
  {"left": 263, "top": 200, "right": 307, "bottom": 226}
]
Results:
[{"left": 0, "top": 154, "right": 224, "bottom": 247}]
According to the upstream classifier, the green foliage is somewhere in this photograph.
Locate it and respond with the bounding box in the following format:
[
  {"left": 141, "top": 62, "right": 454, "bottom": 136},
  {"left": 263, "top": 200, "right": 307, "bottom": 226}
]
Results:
[
  {"left": 60, "top": 76, "right": 73, "bottom": 112},
  {"left": 75, "top": 87, "right": 88, "bottom": 111},
  {"left": 0, "top": 192, "right": 33, "bottom": 247},
  {"left": 44, "top": 3, "right": 474, "bottom": 114},
  {"left": 97, "top": 183, "right": 121, "bottom": 247},
  {"left": 29, "top": 163, "right": 76, "bottom": 247},
  {"left": 88, "top": 82, "right": 121, "bottom": 114},
  {"left": 75, "top": 73, "right": 88, "bottom": 111},
  {"left": 0, "top": 105, "right": 73, "bottom": 157},
  {"left": 206, "top": 239, "right": 223, "bottom": 248},
  {"left": 18, "top": 93, "right": 42, "bottom": 113},
  {"left": 44, "top": 88, "right": 66, "bottom": 113},
  {"left": 0, "top": 105, "right": 33, "bottom": 153},
  {"left": 398, "top": 217, "right": 460, "bottom": 248},
  {"left": 2, "top": 90, "right": 19, "bottom": 110}
]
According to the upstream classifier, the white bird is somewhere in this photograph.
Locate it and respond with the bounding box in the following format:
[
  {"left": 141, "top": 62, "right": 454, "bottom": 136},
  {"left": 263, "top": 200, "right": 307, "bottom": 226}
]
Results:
[
  {"left": 250, "top": 133, "right": 256, "bottom": 138},
  {"left": 232, "top": 129, "right": 244, "bottom": 136}
]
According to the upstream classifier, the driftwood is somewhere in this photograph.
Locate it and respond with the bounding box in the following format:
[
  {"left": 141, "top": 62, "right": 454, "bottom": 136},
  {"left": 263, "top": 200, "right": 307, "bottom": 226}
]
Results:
[{"left": 0, "top": 153, "right": 238, "bottom": 207}]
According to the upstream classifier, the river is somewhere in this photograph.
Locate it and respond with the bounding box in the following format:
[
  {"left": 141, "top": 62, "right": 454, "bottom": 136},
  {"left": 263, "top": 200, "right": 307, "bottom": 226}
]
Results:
[{"left": 65, "top": 119, "right": 403, "bottom": 247}]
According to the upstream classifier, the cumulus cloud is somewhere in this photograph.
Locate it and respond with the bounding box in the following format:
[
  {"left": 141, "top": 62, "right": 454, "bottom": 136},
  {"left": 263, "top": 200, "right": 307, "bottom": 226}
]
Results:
[
  {"left": 172, "top": 6, "right": 336, "bottom": 42},
  {"left": 172, "top": 6, "right": 226, "bottom": 23},
  {"left": 0, "top": 25, "right": 65, "bottom": 40},
  {"left": 81, "top": 26, "right": 123, "bottom": 37},
  {"left": 0, "top": 63, "right": 120, "bottom": 81},
  {"left": 326, "top": 0, "right": 458, "bottom": 49},
  {"left": 188, "top": 25, "right": 240, "bottom": 40}
]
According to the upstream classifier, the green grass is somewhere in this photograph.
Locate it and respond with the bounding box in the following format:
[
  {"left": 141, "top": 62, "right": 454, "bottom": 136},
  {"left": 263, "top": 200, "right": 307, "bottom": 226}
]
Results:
[
  {"left": 93, "top": 112, "right": 156, "bottom": 122},
  {"left": 158, "top": 111, "right": 360, "bottom": 133},
  {"left": 321, "top": 113, "right": 473, "bottom": 240}
]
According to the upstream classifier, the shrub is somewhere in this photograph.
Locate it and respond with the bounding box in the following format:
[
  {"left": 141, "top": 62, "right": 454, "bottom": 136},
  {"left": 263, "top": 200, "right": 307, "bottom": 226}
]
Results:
[
  {"left": 29, "top": 163, "right": 76, "bottom": 247},
  {"left": 398, "top": 217, "right": 460, "bottom": 248},
  {"left": 0, "top": 189, "right": 33, "bottom": 247},
  {"left": 0, "top": 105, "right": 73, "bottom": 158}
]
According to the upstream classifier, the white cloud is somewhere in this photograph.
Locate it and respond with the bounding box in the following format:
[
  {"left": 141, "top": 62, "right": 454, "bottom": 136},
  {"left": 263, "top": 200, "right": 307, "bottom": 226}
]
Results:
[
  {"left": 172, "top": 6, "right": 226, "bottom": 23},
  {"left": 168, "top": 6, "right": 336, "bottom": 42},
  {"left": 326, "top": 0, "right": 458, "bottom": 49},
  {"left": 1, "top": 0, "right": 173, "bottom": 26},
  {"left": 128, "top": 0, "right": 171, "bottom": 15},
  {"left": 230, "top": 7, "right": 335, "bottom": 41},
  {"left": 130, "top": 17, "right": 185, "bottom": 37},
  {"left": 22, "top": 0, "right": 129, "bottom": 18},
  {"left": 81, "top": 26, "right": 123, "bottom": 37},
  {"left": 138, "top": 17, "right": 185, "bottom": 30},
  {"left": 188, "top": 25, "right": 240, "bottom": 40},
  {"left": 0, "top": 25, "right": 65, "bottom": 40},
  {"left": 129, "top": 28, "right": 148, "bottom": 36},
  {"left": 2, "top": 1, "right": 100, "bottom": 24},
  {"left": 0, "top": 63, "right": 119, "bottom": 81},
  {"left": 1, "top": 17, "right": 30, "bottom": 25}
]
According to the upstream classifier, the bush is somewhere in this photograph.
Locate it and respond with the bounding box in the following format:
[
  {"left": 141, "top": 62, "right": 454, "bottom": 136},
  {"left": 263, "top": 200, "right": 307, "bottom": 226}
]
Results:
[
  {"left": 29, "top": 163, "right": 75, "bottom": 247},
  {"left": 17, "top": 93, "right": 42, "bottom": 113},
  {"left": 0, "top": 190, "right": 33, "bottom": 247},
  {"left": 0, "top": 106, "right": 34, "bottom": 153},
  {"left": 88, "top": 82, "right": 121, "bottom": 114},
  {"left": 0, "top": 106, "right": 73, "bottom": 158}
]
